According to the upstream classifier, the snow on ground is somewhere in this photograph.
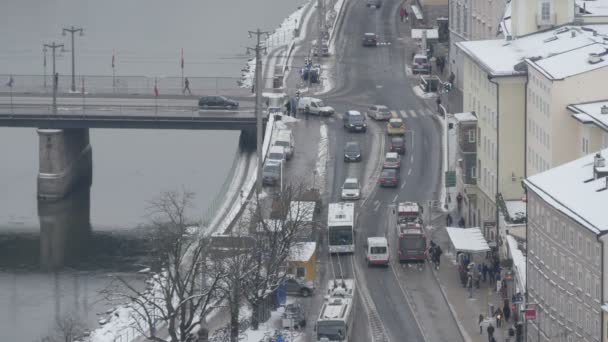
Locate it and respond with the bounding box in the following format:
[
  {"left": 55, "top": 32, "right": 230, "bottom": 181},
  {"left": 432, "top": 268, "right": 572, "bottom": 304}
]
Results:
[
  {"left": 327, "top": 0, "right": 347, "bottom": 54},
  {"left": 412, "top": 85, "right": 437, "bottom": 99},
  {"left": 240, "top": 4, "right": 308, "bottom": 88},
  {"left": 315, "top": 124, "right": 329, "bottom": 190},
  {"left": 313, "top": 65, "right": 335, "bottom": 95},
  {"left": 240, "top": 309, "right": 305, "bottom": 342}
]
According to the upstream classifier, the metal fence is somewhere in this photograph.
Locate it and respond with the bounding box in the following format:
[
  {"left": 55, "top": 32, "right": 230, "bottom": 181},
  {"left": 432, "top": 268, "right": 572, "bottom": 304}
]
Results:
[{"left": 0, "top": 74, "right": 257, "bottom": 97}]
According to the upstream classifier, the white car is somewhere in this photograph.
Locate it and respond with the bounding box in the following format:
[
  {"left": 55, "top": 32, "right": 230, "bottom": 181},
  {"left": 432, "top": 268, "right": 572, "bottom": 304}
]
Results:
[
  {"left": 366, "top": 237, "right": 389, "bottom": 267},
  {"left": 367, "top": 105, "right": 392, "bottom": 120},
  {"left": 341, "top": 178, "right": 361, "bottom": 200},
  {"left": 297, "top": 97, "right": 335, "bottom": 116}
]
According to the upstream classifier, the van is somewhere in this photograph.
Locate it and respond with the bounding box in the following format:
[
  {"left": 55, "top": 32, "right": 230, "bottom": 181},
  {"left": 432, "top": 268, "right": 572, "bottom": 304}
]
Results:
[
  {"left": 267, "top": 145, "right": 286, "bottom": 164},
  {"left": 365, "top": 237, "right": 389, "bottom": 267},
  {"left": 412, "top": 54, "right": 430, "bottom": 74},
  {"left": 297, "top": 97, "right": 335, "bottom": 116},
  {"left": 274, "top": 130, "right": 294, "bottom": 160}
]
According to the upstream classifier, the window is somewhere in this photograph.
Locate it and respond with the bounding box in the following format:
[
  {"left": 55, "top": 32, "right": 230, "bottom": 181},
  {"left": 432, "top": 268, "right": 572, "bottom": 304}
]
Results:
[
  {"left": 596, "top": 278, "right": 601, "bottom": 300},
  {"left": 477, "top": 128, "right": 481, "bottom": 146},
  {"left": 471, "top": 166, "right": 477, "bottom": 179},
  {"left": 468, "top": 129, "right": 476, "bottom": 143},
  {"left": 296, "top": 267, "right": 306, "bottom": 278},
  {"left": 541, "top": 0, "right": 551, "bottom": 22}
]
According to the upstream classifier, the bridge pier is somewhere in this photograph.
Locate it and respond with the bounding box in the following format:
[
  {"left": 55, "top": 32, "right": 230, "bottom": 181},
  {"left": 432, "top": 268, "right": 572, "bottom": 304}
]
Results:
[
  {"left": 239, "top": 128, "right": 257, "bottom": 151},
  {"left": 37, "top": 128, "right": 93, "bottom": 201}
]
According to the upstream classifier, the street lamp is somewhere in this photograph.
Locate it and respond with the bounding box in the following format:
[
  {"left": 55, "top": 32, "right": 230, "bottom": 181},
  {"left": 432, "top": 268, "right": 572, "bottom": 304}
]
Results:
[
  {"left": 43, "top": 45, "right": 48, "bottom": 89},
  {"left": 43, "top": 42, "right": 65, "bottom": 114},
  {"left": 62, "top": 26, "right": 84, "bottom": 93}
]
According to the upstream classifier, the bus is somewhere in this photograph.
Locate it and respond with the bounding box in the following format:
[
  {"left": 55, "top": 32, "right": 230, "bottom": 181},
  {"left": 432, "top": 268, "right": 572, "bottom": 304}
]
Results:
[
  {"left": 316, "top": 278, "right": 356, "bottom": 342},
  {"left": 327, "top": 202, "right": 355, "bottom": 254},
  {"left": 397, "top": 201, "right": 423, "bottom": 225},
  {"left": 397, "top": 223, "right": 427, "bottom": 262}
]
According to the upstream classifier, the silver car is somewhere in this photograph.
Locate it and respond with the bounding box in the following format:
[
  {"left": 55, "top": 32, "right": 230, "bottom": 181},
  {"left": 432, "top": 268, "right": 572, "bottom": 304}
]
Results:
[
  {"left": 341, "top": 178, "right": 361, "bottom": 200},
  {"left": 383, "top": 152, "right": 401, "bottom": 169},
  {"left": 262, "top": 160, "right": 282, "bottom": 186},
  {"left": 368, "top": 105, "right": 392, "bottom": 120}
]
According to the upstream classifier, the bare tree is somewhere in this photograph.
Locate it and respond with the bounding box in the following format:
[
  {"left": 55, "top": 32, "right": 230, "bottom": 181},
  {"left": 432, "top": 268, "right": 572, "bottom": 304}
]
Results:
[
  {"left": 41, "top": 312, "right": 86, "bottom": 342},
  {"left": 104, "top": 190, "right": 224, "bottom": 342}
]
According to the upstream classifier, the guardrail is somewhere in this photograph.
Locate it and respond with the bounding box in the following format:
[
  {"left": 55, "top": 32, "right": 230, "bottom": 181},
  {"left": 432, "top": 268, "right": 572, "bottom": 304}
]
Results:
[{"left": 0, "top": 103, "right": 204, "bottom": 115}]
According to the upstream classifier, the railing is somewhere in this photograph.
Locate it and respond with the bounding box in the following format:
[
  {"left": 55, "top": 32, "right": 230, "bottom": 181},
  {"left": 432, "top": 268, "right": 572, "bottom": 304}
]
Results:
[
  {"left": 0, "top": 103, "right": 204, "bottom": 116},
  {"left": 0, "top": 74, "right": 269, "bottom": 97}
]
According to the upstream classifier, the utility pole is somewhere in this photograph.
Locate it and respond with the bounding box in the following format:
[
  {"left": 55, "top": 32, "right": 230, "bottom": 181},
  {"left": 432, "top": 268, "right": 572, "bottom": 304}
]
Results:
[
  {"left": 62, "top": 26, "right": 84, "bottom": 93},
  {"left": 44, "top": 42, "right": 64, "bottom": 114},
  {"left": 247, "top": 29, "right": 270, "bottom": 193},
  {"left": 317, "top": 0, "right": 325, "bottom": 65},
  {"left": 43, "top": 45, "right": 48, "bottom": 89}
]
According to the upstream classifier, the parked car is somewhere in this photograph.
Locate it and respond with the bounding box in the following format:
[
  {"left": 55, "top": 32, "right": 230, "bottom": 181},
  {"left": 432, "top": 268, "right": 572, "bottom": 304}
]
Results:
[
  {"left": 412, "top": 54, "right": 431, "bottom": 74},
  {"left": 282, "top": 276, "right": 314, "bottom": 297},
  {"left": 366, "top": 0, "right": 382, "bottom": 8},
  {"left": 387, "top": 118, "right": 406, "bottom": 135},
  {"left": 341, "top": 178, "right": 361, "bottom": 200},
  {"left": 383, "top": 152, "right": 401, "bottom": 169},
  {"left": 379, "top": 168, "right": 399, "bottom": 187},
  {"left": 389, "top": 136, "right": 406, "bottom": 154},
  {"left": 262, "top": 160, "right": 282, "bottom": 186},
  {"left": 367, "top": 104, "right": 391, "bottom": 120},
  {"left": 362, "top": 33, "right": 378, "bottom": 47},
  {"left": 274, "top": 130, "right": 295, "bottom": 160},
  {"left": 267, "top": 145, "right": 287, "bottom": 164},
  {"left": 344, "top": 141, "right": 362, "bottom": 162},
  {"left": 343, "top": 110, "right": 367, "bottom": 132},
  {"left": 198, "top": 95, "right": 239, "bottom": 109},
  {"left": 297, "top": 97, "right": 335, "bottom": 116},
  {"left": 282, "top": 303, "right": 307, "bottom": 330}
]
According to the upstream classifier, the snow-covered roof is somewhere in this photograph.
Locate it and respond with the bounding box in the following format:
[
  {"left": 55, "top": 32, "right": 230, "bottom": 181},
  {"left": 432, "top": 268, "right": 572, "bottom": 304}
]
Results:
[
  {"left": 568, "top": 100, "right": 608, "bottom": 132},
  {"left": 506, "top": 235, "right": 526, "bottom": 292},
  {"left": 288, "top": 242, "right": 316, "bottom": 262},
  {"left": 577, "top": 0, "right": 608, "bottom": 16},
  {"left": 367, "top": 236, "right": 388, "bottom": 246},
  {"left": 446, "top": 227, "right": 491, "bottom": 253},
  {"left": 454, "top": 111, "right": 478, "bottom": 122},
  {"left": 524, "top": 148, "right": 608, "bottom": 234},
  {"left": 457, "top": 24, "right": 608, "bottom": 77},
  {"left": 411, "top": 29, "right": 439, "bottom": 40},
  {"left": 505, "top": 200, "right": 527, "bottom": 221},
  {"left": 498, "top": 0, "right": 512, "bottom": 37}
]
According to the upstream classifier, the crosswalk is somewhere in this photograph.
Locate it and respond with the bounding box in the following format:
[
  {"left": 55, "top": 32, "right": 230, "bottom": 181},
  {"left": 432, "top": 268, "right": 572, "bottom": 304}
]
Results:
[{"left": 332, "top": 108, "right": 436, "bottom": 121}]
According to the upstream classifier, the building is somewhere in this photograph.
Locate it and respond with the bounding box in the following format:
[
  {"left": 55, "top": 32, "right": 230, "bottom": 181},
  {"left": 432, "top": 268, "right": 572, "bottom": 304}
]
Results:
[
  {"left": 568, "top": 100, "right": 608, "bottom": 159},
  {"left": 456, "top": 23, "right": 608, "bottom": 242},
  {"left": 286, "top": 242, "right": 317, "bottom": 282},
  {"left": 448, "top": 0, "right": 508, "bottom": 89},
  {"left": 454, "top": 111, "right": 478, "bottom": 224},
  {"left": 523, "top": 149, "right": 608, "bottom": 342}
]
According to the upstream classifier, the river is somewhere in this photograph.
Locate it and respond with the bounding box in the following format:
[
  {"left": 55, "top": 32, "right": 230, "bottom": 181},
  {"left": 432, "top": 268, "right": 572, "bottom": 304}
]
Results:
[{"left": 0, "top": 0, "right": 306, "bottom": 340}]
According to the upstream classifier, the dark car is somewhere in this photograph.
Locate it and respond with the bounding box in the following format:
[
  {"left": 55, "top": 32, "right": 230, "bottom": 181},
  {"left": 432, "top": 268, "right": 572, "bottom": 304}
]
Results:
[
  {"left": 344, "top": 141, "right": 362, "bottom": 162},
  {"left": 282, "top": 303, "right": 307, "bottom": 330},
  {"left": 379, "top": 168, "right": 399, "bottom": 187},
  {"left": 198, "top": 95, "right": 239, "bottom": 109},
  {"left": 362, "top": 33, "right": 378, "bottom": 47},
  {"left": 366, "top": 0, "right": 382, "bottom": 8},
  {"left": 343, "top": 110, "right": 367, "bottom": 132},
  {"left": 282, "top": 277, "right": 314, "bottom": 297},
  {"left": 389, "top": 137, "right": 406, "bottom": 154}
]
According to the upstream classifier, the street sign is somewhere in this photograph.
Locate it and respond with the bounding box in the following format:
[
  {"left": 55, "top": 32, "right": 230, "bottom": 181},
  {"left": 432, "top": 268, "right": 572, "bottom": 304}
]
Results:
[
  {"left": 445, "top": 171, "right": 456, "bottom": 188},
  {"left": 524, "top": 308, "right": 537, "bottom": 321}
]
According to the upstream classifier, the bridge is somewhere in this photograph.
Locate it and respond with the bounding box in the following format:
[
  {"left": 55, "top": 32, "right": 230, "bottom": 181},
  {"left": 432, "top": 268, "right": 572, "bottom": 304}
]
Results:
[{"left": 0, "top": 94, "right": 267, "bottom": 201}]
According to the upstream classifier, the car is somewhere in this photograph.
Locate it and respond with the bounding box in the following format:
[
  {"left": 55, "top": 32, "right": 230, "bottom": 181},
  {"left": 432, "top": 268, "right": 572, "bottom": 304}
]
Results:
[
  {"left": 281, "top": 276, "right": 314, "bottom": 297},
  {"left": 282, "top": 303, "right": 307, "bottom": 330},
  {"left": 366, "top": 0, "right": 382, "bottom": 8},
  {"left": 367, "top": 105, "right": 391, "bottom": 120},
  {"left": 262, "top": 160, "right": 282, "bottom": 186},
  {"left": 389, "top": 136, "right": 406, "bottom": 154},
  {"left": 383, "top": 152, "right": 401, "bottom": 169},
  {"left": 412, "top": 54, "right": 431, "bottom": 74},
  {"left": 198, "top": 95, "right": 239, "bottom": 109},
  {"left": 267, "top": 145, "right": 287, "bottom": 164},
  {"left": 341, "top": 178, "right": 361, "bottom": 200},
  {"left": 343, "top": 110, "right": 367, "bottom": 132},
  {"left": 297, "top": 97, "right": 335, "bottom": 116},
  {"left": 362, "top": 33, "right": 378, "bottom": 47},
  {"left": 387, "top": 118, "right": 406, "bottom": 135},
  {"left": 378, "top": 168, "right": 399, "bottom": 187},
  {"left": 344, "top": 141, "right": 362, "bottom": 162}
]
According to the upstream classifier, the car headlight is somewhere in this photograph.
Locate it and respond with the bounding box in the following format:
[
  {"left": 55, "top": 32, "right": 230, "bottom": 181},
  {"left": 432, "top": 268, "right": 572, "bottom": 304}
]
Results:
[
  {"left": 363, "top": 123, "right": 367, "bottom": 127},
  {"left": 356, "top": 154, "right": 361, "bottom": 158},
  {"left": 349, "top": 124, "right": 354, "bottom": 127}
]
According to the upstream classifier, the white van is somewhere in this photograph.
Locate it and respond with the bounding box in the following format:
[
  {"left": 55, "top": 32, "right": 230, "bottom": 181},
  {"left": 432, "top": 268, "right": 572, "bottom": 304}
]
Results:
[
  {"left": 365, "top": 237, "right": 389, "bottom": 267},
  {"left": 267, "top": 145, "right": 286, "bottom": 164},
  {"left": 274, "top": 130, "right": 294, "bottom": 160},
  {"left": 297, "top": 97, "right": 335, "bottom": 116}
]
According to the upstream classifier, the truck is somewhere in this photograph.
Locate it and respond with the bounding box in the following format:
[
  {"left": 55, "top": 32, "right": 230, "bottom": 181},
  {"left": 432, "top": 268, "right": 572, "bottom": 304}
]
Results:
[{"left": 397, "top": 223, "right": 427, "bottom": 262}]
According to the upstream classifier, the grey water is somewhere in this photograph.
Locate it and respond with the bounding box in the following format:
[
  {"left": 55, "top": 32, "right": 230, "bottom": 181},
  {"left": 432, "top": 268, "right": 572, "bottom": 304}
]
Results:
[{"left": 0, "top": 0, "right": 307, "bottom": 340}]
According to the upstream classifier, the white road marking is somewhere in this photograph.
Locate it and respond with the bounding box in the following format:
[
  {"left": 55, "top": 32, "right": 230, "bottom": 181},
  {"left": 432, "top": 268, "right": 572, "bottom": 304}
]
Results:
[
  {"left": 390, "top": 110, "right": 398, "bottom": 118},
  {"left": 399, "top": 110, "right": 408, "bottom": 118},
  {"left": 410, "top": 155, "right": 414, "bottom": 163},
  {"left": 392, "top": 194, "right": 398, "bottom": 203},
  {"left": 401, "top": 182, "right": 406, "bottom": 189},
  {"left": 408, "top": 168, "right": 412, "bottom": 176},
  {"left": 373, "top": 201, "right": 381, "bottom": 212},
  {"left": 409, "top": 109, "right": 417, "bottom": 118},
  {"left": 376, "top": 85, "right": 383, "bottom": 89}
]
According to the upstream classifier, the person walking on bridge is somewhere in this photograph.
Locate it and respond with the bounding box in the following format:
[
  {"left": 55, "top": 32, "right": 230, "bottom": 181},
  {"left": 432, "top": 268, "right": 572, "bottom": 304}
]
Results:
[{"left": 183, "top": 77, "right": 191, "bottom": 95}]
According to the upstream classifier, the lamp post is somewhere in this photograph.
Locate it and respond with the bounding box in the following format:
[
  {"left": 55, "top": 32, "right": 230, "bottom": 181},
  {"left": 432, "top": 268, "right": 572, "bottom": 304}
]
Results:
[
  {"left": 62, "top": 26, "right": 84, "bottom": 93},
  {"left": 43, "top": 45, "right": 48, "bottom": 89},
  {"left": 43, "top": 42, "right": 65, "bottom": 114}
]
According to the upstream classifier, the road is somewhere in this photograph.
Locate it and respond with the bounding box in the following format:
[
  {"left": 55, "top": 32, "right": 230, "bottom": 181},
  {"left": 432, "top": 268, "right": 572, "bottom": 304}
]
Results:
[{"left": 299, "top": 0, "right": 465, "bottom": 341}]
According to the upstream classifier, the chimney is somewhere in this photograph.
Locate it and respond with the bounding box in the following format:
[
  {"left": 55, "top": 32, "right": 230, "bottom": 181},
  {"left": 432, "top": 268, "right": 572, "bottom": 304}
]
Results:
[
  {"left": 602, "top": 105, "right": 608, "bottom": 114},
  {"left": 571, "top": 31, "right": 577, "bottom": 38},
  {"left": 594, "top": 153, "right": 608, "bottom": 179}
]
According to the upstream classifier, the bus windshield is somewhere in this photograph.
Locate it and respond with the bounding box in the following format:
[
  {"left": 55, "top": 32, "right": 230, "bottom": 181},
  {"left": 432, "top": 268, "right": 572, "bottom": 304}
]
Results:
[
  {"left": 317, "top": 321, "right": 346, "bottom": 341},
  {"left": 398, "top": 214, "right": 419, "bottom": 224},
  {"left": 400, "top": 236, "right": 425, "bottom": 250},
  {"left": 329, "top": 226, "right": 353, "bottom": 246}
]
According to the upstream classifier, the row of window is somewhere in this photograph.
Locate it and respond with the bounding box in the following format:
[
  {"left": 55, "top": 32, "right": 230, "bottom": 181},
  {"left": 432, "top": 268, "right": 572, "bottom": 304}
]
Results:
[
  {"left": 528, "top": 118, "right": 551, "bottom": 150},
  {"left": 529, "top": 197, "right": 601, "bottom": 266},
  {"left": 528, "top": 87, "right": 551, "bottom": 117},
  {"left": 483, "top": 136, "right": 496, "bottom": 162},
  {"left": 528, "top": 146, "right": 550, "bottom": 173}
]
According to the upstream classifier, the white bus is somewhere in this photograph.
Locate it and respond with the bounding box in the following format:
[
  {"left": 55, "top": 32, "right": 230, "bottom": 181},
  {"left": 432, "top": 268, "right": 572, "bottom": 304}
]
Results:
[
  {"left": 327, "top": 202, "right": 355, "bottom": 254},
  {"left": 316, "top": 278, "right": 356, "bottom": 342}
]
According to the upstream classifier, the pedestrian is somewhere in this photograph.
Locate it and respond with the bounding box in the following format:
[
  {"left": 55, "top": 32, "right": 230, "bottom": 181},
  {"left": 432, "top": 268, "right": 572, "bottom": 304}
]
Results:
[
  {"left": 495, "top": 308, "right": 502, "bottom": 327},
  {"left": 489, "top": 267, "right": 496, "bottom": 284},
  {"left": 490, "top": 337, "right": 496, "bottom": 342},
  {"left": 482, "top": 263, "right": 488, "bottom": 282},
  {"left": 285, "top": 100, "right": 291, "bottom": 116},
  {"left": 434, "top": 244, "right": 442, "bottom": 268},
  {"left": 438, "top": 56, "right": 445, "bottom": 74},
  {"left": 449, "top": 71, "right": 455, "bottom": 85},
  {"left": 503, "top": 300, "right": 511, "bottom": 322},
  {"left": 291, "top": 98, "right": 297, "bottom": 117},
  {"left": 183, "top": 77, "right": 191, "bottom": 94},
  {"left": 458, "top": 217, "right": 465, "bottom": 228},
  {"left": 400, "top": 7, "right": 405, "bottom": 22},
  {"left": 467, "top": 272, "right": 473, "bottom": 298},
  {"left": 446, "top": 213, "right": 453, "bottom": 226},
  {"left": 6, "top": 75, "right": 14, "bottom": 88},
  {"left": 456, "top": 192, "right": 463, "bottom": 212},
  {"left": 507, "top": 326, "right": 515, "bottom": 342},
  {"left": 478, "top": 314, "right": 484, "bottom": 334},
  {"left": 486, "top": 323, "right": 495, "bottom": 342},
  {"left": 435, "top": 96, "right": 442, "bottom": 114}
]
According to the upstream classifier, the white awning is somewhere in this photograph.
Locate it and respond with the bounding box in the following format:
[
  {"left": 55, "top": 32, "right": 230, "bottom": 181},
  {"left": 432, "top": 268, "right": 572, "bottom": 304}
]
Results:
[{"left": 446, "top": 227, "right": 491, "bottom": 253}]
